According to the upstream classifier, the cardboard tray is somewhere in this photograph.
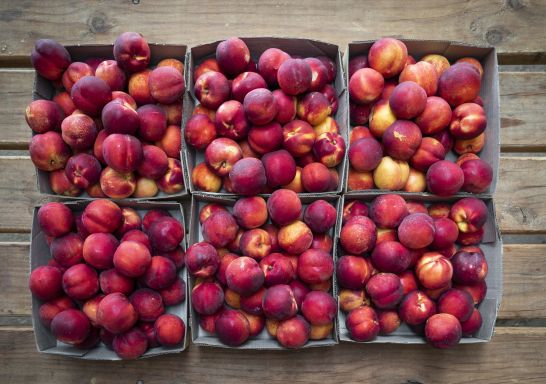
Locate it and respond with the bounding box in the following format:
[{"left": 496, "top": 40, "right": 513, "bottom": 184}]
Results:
[
  {"left": 188, "top": 192, "right": 342, "bottom": 349},
  {"left": 30, "top": 200, "right": 189, "bottom": 359},
  {"left": 32, "top": 43, "right": 190, "bottom": 200},
  {"left": 337, "top": 192, "right": 503, "bottom": 344},
  {"left": 343, "top": 39, "right": 500, "bottom": 197},
  {"left": 183, "top": 37, "right": 348, "bottom": 197}
]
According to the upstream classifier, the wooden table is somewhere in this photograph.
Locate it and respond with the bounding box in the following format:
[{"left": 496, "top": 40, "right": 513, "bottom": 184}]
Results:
[{"left": 1, "top": 1, "right": 545, "bottom": 382}]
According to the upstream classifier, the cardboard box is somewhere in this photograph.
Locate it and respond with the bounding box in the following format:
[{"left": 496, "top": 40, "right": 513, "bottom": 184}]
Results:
[
  {"left": 183, "top": 37, "right": 348, "bottom": 197},
  {"left": 32, "top": 43, "right": 189, "bottom": 200},
  {"left": 30, "top": 200, "right": 189, "bottom": 359},
  {"left": 344, "top": 40, "right": 500, "bottom": 197},
  {"left": 188, "top": 192, "right": 342, "bottom": 349},
  {"left": 337, "top": 192, "right": 503, "bottom": 344}
]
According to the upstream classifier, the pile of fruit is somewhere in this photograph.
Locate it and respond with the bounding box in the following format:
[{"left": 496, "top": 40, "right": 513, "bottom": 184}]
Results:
[
  {"left": 347, "top": 38, "right": 493, "bottom": 195},
  {"left": 189, "top": 190, "right": 338, "bottom": 347},
  {"left": 186, "top": 37, "right": 344, "bottom": 194},
  {"left": 338, "top": 194, "right": 489, "bottom": 348},
  {"left": 27, "top": 33, "right": 184, "bottom": 198},
  {"left": 28, "top": 200, "right": 186, "bottom": 358}
]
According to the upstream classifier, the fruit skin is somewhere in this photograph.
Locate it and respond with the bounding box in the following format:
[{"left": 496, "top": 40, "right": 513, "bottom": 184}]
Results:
[
  {"left": 451, "top": 249, "right": 488, "bottom": 285},
  {"left": 38, "top": 296, "right": 76, "bottom": 328},
  {"left": 301, "top": 162, "right": 332, "bottom": 193},
  {"left": 262, "top": 149, "right": 297, "bottom": 188},
  {"left": 277, "top": 58, "right": 312, "bottom": 95},
  {"left": 399, "top": 61, "right": 439, "bottom": 96},
  {"left": 371, "top": 241, "right": 412, "bottom": 274},
  {"left": 29, "top": 266, "right": 63, "bottom": 301},
  {"left": 191, "top": 282, "right": 224, "bottom": 315},
  {"left": 349, "top": 138, "right": 383, "bottom": 172},
  {"left": 389, "top": 81, "right": 427, "bottom": 119},
  {"left": 155, "top": 313, "right": 185, "bottom": 346},
  {"left": 366, "top": 273, "right": 403, "bottom": 309},
  {"left": 301, "top": 291, "right": 336, "bottom": 326},
  {"left": 383, "top": 120, "right": 422, "bottom": 161},
  {"left": 195, "top": 71, "right": 230, "bottom": 110},
  {"left": 248, "top": 121, "right": 283, "bottom": 155},
  {"left": 97, "top": 292, "right": 138, "bottom": 334},
  {"left": 303, "top": 200, "right": 337, "bottom": 234},
  {"left": 297, "top": 92, "right": 331, "bottom": 126},
  {"left": 410, "top": 137, "right": 446, "bottom": 172},
  {"left": 378, "top": 310, "right": 401, "bottom": 335},
  {"left": 449, "top": 103, "right": 487, "bottom": 140},
  {"left": 349, "top": 68, "right": 384, "bottom": 104},
  {"left": 370, "top": 194, "right": 408, "bottom": 228},
  {"left": 96, "top": 60, "right": 126, "bottom": 91},
  {"left": 231, "top": 71, "right": 268, "bottom": 102},
  {"left": 450, "top": 197, "right": 488, "bottom": 233},
  {"left": 262, "top": 284, "right": 298, "bottom": 321},
  {"left": 31, "top": 38, "right": 71, "bottom": 81},
  {"left": 267, "top": 189, "right": 302, "bottom": 226},
  {"left": 50, "top": 309, "right": 90, "bottom": 345},
  {"left": 229, "top": 158, "right": 267, "bottom": 196},
  {"left": 297, "top": 248, "right": 334, "bottom": 285},
  {"left": 25, "top": 100, "right": 65, "bottom": 133},
  {"left": 102, "top": 133, "right": 143, "bottom": 173},
  {"left": 142, "top": 256, "right": 177, "bottom": 290},
  {"left": 258, "top": 48, "right": 291, "bottom": 87},
  {"left": 215, "top": 309, "right": 251, "bottom": 346},
  {"left": 276, "top": 315, "right": 311, "bottom": 348},
  {"left": 398, "top": 213, "right": 435, "bottom": 250},
  {"left": 99, "top": 269, "right": 134, "bottom": 295},
  {"left": 216, "top": 37, "right": 250, "bottom": 76},
  {"left": 461, "top": 308, "right": 483, "bottom": 336},
  {"left": 340, "top": 216, "right": 377, "bottom": 255},
  {"left": 233, "top": 196, "right": 268, "bottom": 229},
  {"left": 62, "top": 263, "right": 99, "bottom": 301},
  {"left": 148, "top": 66, "right": 185, "bottom": 104},
  {"left": 113, "top": 328, "right": 148, "bottom": 359},
  {"left": 305, "top": 57, "right": 329, "bottom": 91},
  {"left": 226, "top": 256, "right": 265, "bottom": 296},
  {"left": 259, "top": 253, "right": 294, "bottom": 286},
  {"left": 426, "top": 160, "right": 464, "bottom": 196},
  {"left": 71, "top": 76, "right": 112, "bottom": 117},
  {"left": 113, "top": 240, "right": 152, "bottom": 278},
  {"left": 205, "top": 138, "right": 243, "bottom": 177},
  {"left": 373, "top": 156, "right": 410, "bottom": 191},
  {"left": 415, "top": 96, "right": 452, "bottom": 135},
  {"left": 38, "top": 202, "right": 74, "bottom": 238},
  {"left": 202, "top": 211, "right": 238, "bottom": 248},
  {"left": 244, "top": 88, "right": 278, "bottom": 126},
  {"left": 278, "top": 221, "right": 313, "bottom": 255},
  {"left": 130, "top": 288, "right": 164, "bottom": 322},
  {"left": 102, "top": 99, "right": 139, "bottom": 135},
  {"left": 345, "top": 306, "right": 380, "bottom": 342},
  {"left": 336, "top": 255, "right": 372, "bottom": 290},
  {"left": 437, "top": 289, "right": 474, "bottom": 322},
  {"left": 29, "top": 131, "right": 70, "bottom": 171},
  {"left": 415, "top": 252, "right": 453, "bottom": 290},
  {"left": 113, "top": 32, "right": 151, "bottom": 73},
  {"left": 368, "top": 38, "right": 408, "bottom": 78},
  {"left": 398, "top": 291, "right": 436, "bottom": 325},
  {"left": 438, "top": 62, "right": 481, "bottom": 107},
  {"left": 461, "top": 159, "right": 493, "bottom": 194},
  {"left": 425, "top": 313, "right": 462, "bottom": 349}
]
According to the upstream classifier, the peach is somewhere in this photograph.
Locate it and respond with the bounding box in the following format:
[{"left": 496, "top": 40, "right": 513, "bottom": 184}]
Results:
[
  {"left": 365, "top": 273, "right": 403, "bottom": 309},
  {"left": 449, "top": 103, "right": 487, "bottom": 139},
  {"left": 216, "top": 253, "right": 239, "bottom": 286},
  {"left": 456, "top": 57, "right": 484, "bottom": 78},
  {"left": 248, "top": 122, "right": 283, "bottom": 154},
  {"left": 95, "top": 60, "right": 126, "bottom": 91},
  {"left": 377, "top": 310, "right": 401, "bottom": 335},
  {"left": 454, "top": 132, "right": 485, "bottom": 155},
  {"left": 340, "top": 216, "right": 377, "bottom": 255},
  {"left": 64, "top": 153, "right": 101, "bottom": 189},
  {"left": 312, "top": 132, "right": 345, "bottom": 168},
  {"left": 240, "top": 229, "right": 272, "bottom": 259},
  {"left": 338, "top": 289, "right": 366, "bottom": 312},
  {"left": 203, "top": 138, "right": 242, "bottom": 177},
  {"left": 201, "top": 211, "right": 237, "bottom": 249},
  {"left": 370, "top": 194, "right": 407, "bottom": 229},
  {"left": 398, "top": 270, "right": 418, "bottom": 295},
  {"left": 461, "top": 308, "right": 482, "bottom": 336},
  {"left": 229, "top": 157, "right": 267, "bottom": 195},
  {"left": 216, "top": 37, "right": 250, "bottom": 76},
  {"left": 215, "top": 100, "right": 249, "bottom": 140},
  {"left": 304, "top": 57, "right": 329, "bottom": 91},
  {"left": 399, "top": 61, "right": 438, "bottom": 96},
  {"left": 148, "top": 66, "right": 184, "bottom": 104},
  {"left": 349, "top": 137, "right": 383, "bottom": 172},
  {"left": 142, "top": 256, "right": 176, "bottom": 290},
  {"left": 368, "top": 100, "right": 395, "bottom": 139},
  {"left": 159, "top": 277, "right": 186, "bottom": 306},
  {"left": 258, "top": 253, "right": 293, "bottom": 286},
  {"left": 278, "top": 221, "right": 313, "bottom": 255},
  {"left": 25, "top": 100, "right": 64, "bottom": 133},
  {"left": 373, "top": 156, "right": 410, "bottom": 190},
  {"left": 29, "top": 265, "right": 63, "bottom": 301},
  {"left": 50, "top": 168, "right": 81, "bottom": 196},
  {"left": 266, "top": 189, "right": 301, "bottom": 225},
  {"left": 111, "top": 91, "right": 137, "bottom": 109},
  {"left": 303, "top": 199, "right": 337, "bottom": 234},
  {"left": 301, "top": 291, "right": 336, "bottom": 326},
  {"left": 51, "top": 309, "right": 90, "bottom": 345},
  {"left": 368, "top": 38, "right": 408, "bottom": 78},
  {"left": 376, "top": 228, "right": 398, "bottom": 245},
  {"left": 239, "top": 287, "right": 266, "bottom": 315},
  {"left": 257, "top": 48, "right": 291, "bottom": 87},
  {"left": 398, "top": 213, "right": 435, "bottom": 249},
  {"left": 350, "top": 102, "right": 372, "bottom": 126},
  {"left": 432, "top": 129, "right": 455, "bottom": 153},
  {"left": 262, "top": 284, "right": 298, "bottom": 320},
  {"left": 185, "top": 242, "right": 220, "bottom": 278},
  {"left": 231, "top": 72, "right": 267, "bottom": 102},
  {"left": 192, "top": 162, "right": 222, "bottom": 192},
  {"left": 156, "top": 157, "right": 184, "bottom": 194},
  {"left": 198, "top": 204, "right": 227, "bottom": 226},
  {"left": 456, "top": 153, "right": 480, "bottom": 167},
  {"left": 389, "top": 81, "right": 427, "bottom": 119},
  {"left": 343, "top": 200, "right": 369, "bottom": 223},
  {"left": 438, "top": 63, "right": 481, "bottom": 107},
  {"left": 315, "top": 118, "right": 340, "bottom": 139},
  {"left": 38, "top": 202, "right": 73, "bottom": 237},
  {"left": 191, "top": 281, "right": 224, "bottom": 315},
  {"left": 53, "top": 91, "right": 76, "bottom": 116},
  {"left": 320, "top": 84, "right": 339, "bottom": 114},
  {"left": 270, "top": 89, "right": 297, "bottom": 125},
  {"left": 277, "top": 58, "right": 312, "bottom": 95},
  {"left": 102, "top": 133, "right": 143, "bottom": 173},
  {"left": 158, "top": 245, "right": 185, "bottom": 269},
  {"left": 381, "top": 78, "right": 398, "bottom": 100},
  {"left": 113, "top": 240, "right": 151, "bottom": 278},
  {"left": 450, "top": 197, "right": 488, "bottom": 233},
  {"left": 297, "top": 248, "right": 334, "bottom": 285},
  {"left": 461, "top": 159, "right": 493, "bottom": 194},
  {"left": 261, "top": 149, "right": 296, "bottom": 188},
  {"left": 425, "top": 313, "right": 462, "bottom": 348},
  {"left": 99, "top": 167, "right": 136, "bottom": 199},
  {"left": 226, "top": 256, "right": 264, "bottom": 296},
  {"left": 399, "top": 291, "right": 436, "bottom": 325},
  {"left": 428, "top": 203, "right": 451, "bottom": 219},
  {"left": 241, "top": 311, "right": 265, "bottom": 336},
  {"left": 29, "top": 131, "right": 70, "bottom": 171},
  {"left": 410, "top": 137, "right": 446, "bottom": 172},
  {"left": 112, "top": 327, "right": 148, "bottom": 359},
  {"left": 281, "top": 120, "right": 315, "bottom": 157},
  {"left": 276, "top": 315, "right": 311, "bottom": 348},
  {"left": 426, "top": 160, "right": 464, "bottom": 196},
  {"left": 128, "top": 70, "right": 154, "bottom": 105},
  {"left": 31, "top": 39, "right": 71, "bottom": 81},
  {"left": 225, "top": 288, "right": 242, "bottom": 308},
  {"left": 160, "top": 103, "right": 182, "bottom": 126},
  {"left": 350, "top": 126, "right": 373, "bottom": 144},
  {"left": 403, "top": 169, "right": 426, "bottom": 192},
  {"left": 99, "top": 268, "right": 134, "bottom": 295},
  {"left": 345, "top": 306, "right": 379, "bottom": 342},
  {"left": 430, "top": 217, "right": 459, "bottom": 250},
  {"left": 348, "top": 55, "right": 368, "bottom": 78},
  {"left": 451, "top": 249, "right": 488, "bottom": 285},
  {"left": 437, "top": 289, "right": 474, "bottom": 322},
  {"left": 415, "top": 252, "right": 453, "bottom": 289},
  {"left": 297, "top": 92, "right": 331, "bottom": 126},
  {"left": 129, "top": 288, "right": 164, "bottom": 322},
  {"left": 137, "top": 104, "right": 167, "bottom": 141},
  {"left": 194, "top": 58, "right": 221, "bottom": 81},
  {"left": 141, "top": 210, "right": 170, "bottom": 233},
  {"left": 349, "top": 68, "right": 384, "bottom": 104},
  {"left": 414, "top": 96, "right": 452, "bottom": 135},
  {"left": 138, "top": 321, "right": 160, "bottom": 348},
  {"left": 215, "top": 309, "right": 250, "bottom": 346},
  {"left": 421, "top": 54, "right": 450, "bottom": 76},
  {"left": 62, "top": 263, "right": 99, "bottom": 301},
  {"left": 195, "top": 71, "right": 230, "bottom": 109},
  {"left": 346, "top": 168, "right": 373, "bottom": 191},
  {"left": 233, "top": 196, "right": 268, "bottom": 229},
  {"left": 300, "top": 162, "right": 331, "bottom": 192},
  {"left": 70, "top": 76, "right": 112, "bottom": 117},
  {"left": 336, "top": 255, "right": 371, "bottom": 290},
  {"left": 39, "top": 296, "right": 75, "bottom": 328},
  {"left": 147, "top": 216, "right": 183, "bottom": 253},
  {"left": 135, "top": 145, "right": 168, "bottom": 181},
  {"left": 81, "top": 233, "right": 117, "bottom": 269},
  {"left": 371, "top": 241, "right": 411, "bottom": 274},
  {"left": 243, "top": 88, "right": 278, "bottom": 126},
  {"left": 102, "top": 100, "right": 140, "bottom": 135},
  {"left": 113, "top": 32, "right": 150, "bottom": 73}
]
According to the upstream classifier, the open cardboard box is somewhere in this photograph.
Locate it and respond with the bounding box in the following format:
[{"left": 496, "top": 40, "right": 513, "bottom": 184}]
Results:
[
  {"left": 30, "top": 200, "right": 189, "bottom": 359},
  {"left": 183, "top": 37, "right": 348, "bottom": 197},
  {"left": 338, "top": 192, "right": 503, "bottom": 344},
  {"left": 188, "top": 192, "right": 342, "bottom": 349},
  {"left": 32, "top": 43, "right": 189, "bottom": 200},
  {"left": 343, "top": 40, "right": 500, "bottom": 197}
]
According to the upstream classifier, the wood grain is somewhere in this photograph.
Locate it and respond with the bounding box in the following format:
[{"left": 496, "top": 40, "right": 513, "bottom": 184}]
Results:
[
  {"left": 0, "top": 0, "right": 545, "bottom": 64},
  {"left": 0, "top": 156, "right": 544, "bottom": 233},
  {"left": 2, "top": 69, "right": 545, "bottom": 150},
  {"left": 0, "top": 326, "right": 545, "bottom": 383}
]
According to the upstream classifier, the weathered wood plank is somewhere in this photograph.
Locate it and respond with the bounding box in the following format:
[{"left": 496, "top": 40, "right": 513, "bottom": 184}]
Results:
[
  {"left": 0, "top": 326, "right": 545, "bottom": 383},
  {"left": 1, "top": 70, "right": 545, "bottom": 150},
  {"left": 0, "top": 0, "right": 545, "bottom": 63},
  {"left": 6, "top": 242, "right": 543, "bottom": 319},
  {"left": 0, "top": 156, "right": 544, "bottom": 233}
]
